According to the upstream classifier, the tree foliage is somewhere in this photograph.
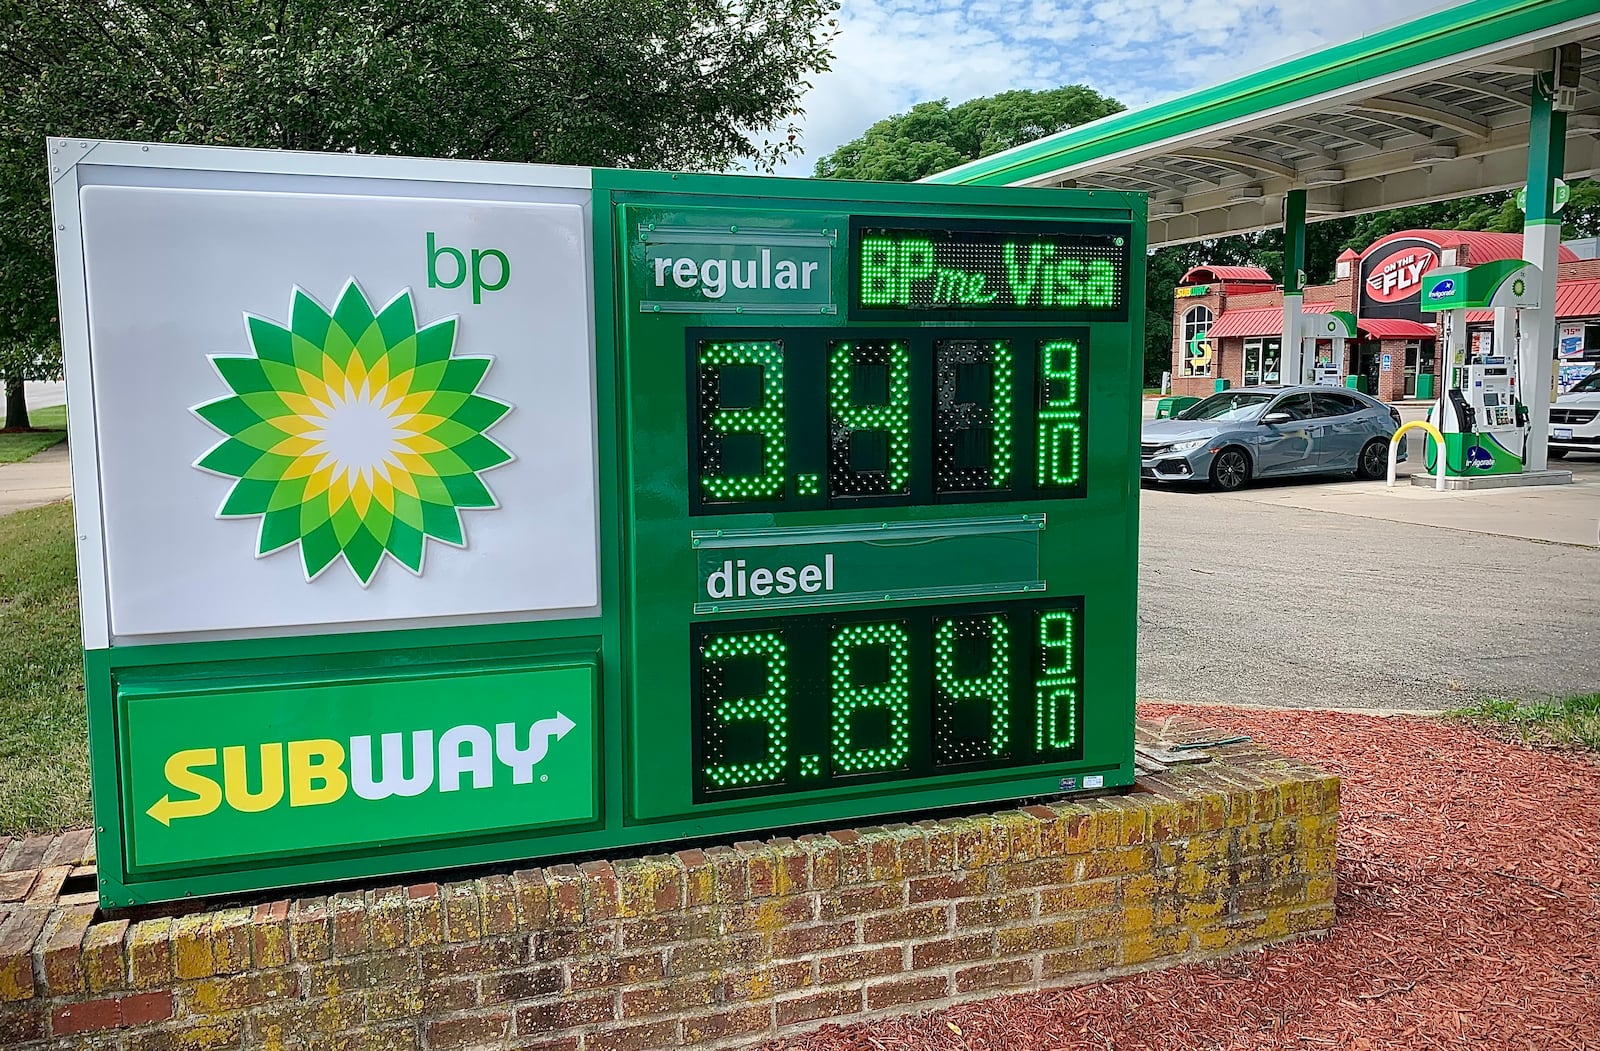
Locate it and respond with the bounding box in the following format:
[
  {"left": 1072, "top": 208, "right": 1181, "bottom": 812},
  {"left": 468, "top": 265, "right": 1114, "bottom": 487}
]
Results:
[
  {"left": 814, "top": 87, "right": 1125, "bottom": 181},
  {"left": 0, "top": 0, "right": 841, "bottom": 426}
]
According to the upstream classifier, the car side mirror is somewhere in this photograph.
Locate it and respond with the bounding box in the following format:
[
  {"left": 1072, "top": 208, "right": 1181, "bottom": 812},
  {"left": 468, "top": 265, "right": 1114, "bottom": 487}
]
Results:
[{"left": 1261, "top": 412, "right": 1292, "bottom": 425}]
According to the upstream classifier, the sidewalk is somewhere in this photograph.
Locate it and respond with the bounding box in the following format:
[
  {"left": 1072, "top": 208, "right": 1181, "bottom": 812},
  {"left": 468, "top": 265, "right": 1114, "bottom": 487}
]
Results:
[{"left": 0, "top": 444, "right": 72, "bottom": 516}]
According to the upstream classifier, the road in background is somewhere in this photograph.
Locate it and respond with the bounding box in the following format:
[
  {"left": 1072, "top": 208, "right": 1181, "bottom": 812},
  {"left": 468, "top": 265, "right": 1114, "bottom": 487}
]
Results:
[{"left": 0, "top": 380, "right": 67, "bottom": 415}]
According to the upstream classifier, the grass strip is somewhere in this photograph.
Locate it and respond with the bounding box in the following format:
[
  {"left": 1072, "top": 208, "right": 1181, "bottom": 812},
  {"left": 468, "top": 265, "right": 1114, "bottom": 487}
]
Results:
[
  {"left": 1447, "top": 693, "right": 1600, "bottom": 753},
  {"left": 0, "top": 404, "right": 68, "bottom": 464},
  {"left": 0, "top": 500, "right": 90, "bottom": 833}
]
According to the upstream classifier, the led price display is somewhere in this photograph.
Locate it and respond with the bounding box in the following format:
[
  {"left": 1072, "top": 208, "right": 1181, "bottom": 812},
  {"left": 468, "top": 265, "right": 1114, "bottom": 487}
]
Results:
[
  {"left": 692, "top": 598, "right": 1084, "bottom": 801},
  {"left": 851, "top": 219, "right": 1129, "bottom": 319},
  {"left": 690, "top": 331, "right": 1087, "bottom": 512}
]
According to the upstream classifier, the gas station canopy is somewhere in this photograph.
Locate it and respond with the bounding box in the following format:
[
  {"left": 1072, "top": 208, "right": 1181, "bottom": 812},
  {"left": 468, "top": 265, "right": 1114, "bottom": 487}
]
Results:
[{"left": 923, "top": 0, "right": 1600, "bottom": 247}]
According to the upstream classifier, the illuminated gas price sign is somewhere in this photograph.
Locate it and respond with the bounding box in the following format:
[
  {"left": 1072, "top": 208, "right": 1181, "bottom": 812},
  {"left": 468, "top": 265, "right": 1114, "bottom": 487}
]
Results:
[
  {"left": 690, "top": 332, "right": 1088, "bottom": 511},
  {"left": 693, "top": 598, "right": 1082, "bottom": 800},
  {"left": 852, "top": 220, "right": 1129, "bottom": 318}
]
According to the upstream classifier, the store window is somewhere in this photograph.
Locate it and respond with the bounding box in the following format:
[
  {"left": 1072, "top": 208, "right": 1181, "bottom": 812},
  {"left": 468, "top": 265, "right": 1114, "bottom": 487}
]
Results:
[
  {"left": 1181, "top": 306, "right": 1213, "bottom": 377},
  {"left": 1243, "top": 337, "right": 1281, "bottom": 387}
]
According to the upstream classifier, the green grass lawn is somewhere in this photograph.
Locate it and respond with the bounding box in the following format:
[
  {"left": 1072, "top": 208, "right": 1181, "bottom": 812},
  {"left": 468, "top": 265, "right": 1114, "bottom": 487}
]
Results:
[
  {"left": 0, "top": 500, "right": 90, "bottom": 833},
  {"left": 1448, "top": 694, "right": 1600, "bottom": 753},
  {"left": 0, "top": 404, "right": 68, "bottom": 464}
]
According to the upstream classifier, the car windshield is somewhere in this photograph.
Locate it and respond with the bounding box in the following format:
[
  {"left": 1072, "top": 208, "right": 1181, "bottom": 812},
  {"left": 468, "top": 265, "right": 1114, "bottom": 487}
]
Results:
[
  {"left": 1176, "top": 392, "right": 1275, "bottom": 421},
  {"left": 1570, "top": 371, "right": 1600, "bottom": 394}
]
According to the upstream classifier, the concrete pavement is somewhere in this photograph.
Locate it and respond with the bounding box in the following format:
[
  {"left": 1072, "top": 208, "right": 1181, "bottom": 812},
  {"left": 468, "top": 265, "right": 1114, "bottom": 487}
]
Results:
[{"left": 0, "top": 444, "right": 72, "bottom": 516}]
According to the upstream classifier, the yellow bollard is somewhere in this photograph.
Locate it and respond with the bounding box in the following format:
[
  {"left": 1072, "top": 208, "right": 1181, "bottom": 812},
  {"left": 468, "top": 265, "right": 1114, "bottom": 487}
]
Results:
[{"left": 1389, "top": 420, "right": 1446, "bottom": 490}]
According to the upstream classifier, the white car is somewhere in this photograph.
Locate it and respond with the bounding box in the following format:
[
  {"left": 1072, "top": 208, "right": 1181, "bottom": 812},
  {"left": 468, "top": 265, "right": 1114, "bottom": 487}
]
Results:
[{"left": 1550, "top": 371, "right": 1600, "bottom": 459}]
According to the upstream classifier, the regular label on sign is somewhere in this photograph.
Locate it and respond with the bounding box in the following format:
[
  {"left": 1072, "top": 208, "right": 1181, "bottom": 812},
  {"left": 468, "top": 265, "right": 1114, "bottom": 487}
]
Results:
[
  {"left": 120, "top": 663, "right": 597, "bottom": 871},
  {"left": 634, "top": 223, "right": 836, "bottom": 314}
]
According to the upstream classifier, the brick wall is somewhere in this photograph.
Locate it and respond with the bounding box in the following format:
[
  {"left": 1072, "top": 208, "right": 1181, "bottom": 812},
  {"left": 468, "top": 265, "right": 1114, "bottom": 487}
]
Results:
[
  {"left": 0, "top": 739, "right": 1338, "bottom": 1051},
  {"left": 1374, "top": 340, "right": 1411, "bottom": 403},
  {"left": 1171, "top": 292, "right": 1224, "bottom": 397}
]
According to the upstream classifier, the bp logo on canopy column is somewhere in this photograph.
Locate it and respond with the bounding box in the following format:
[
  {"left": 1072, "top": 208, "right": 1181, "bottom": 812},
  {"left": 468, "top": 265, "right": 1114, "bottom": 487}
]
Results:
[{"left": 193, "top": 281, "right": 513, "bottom": 585}]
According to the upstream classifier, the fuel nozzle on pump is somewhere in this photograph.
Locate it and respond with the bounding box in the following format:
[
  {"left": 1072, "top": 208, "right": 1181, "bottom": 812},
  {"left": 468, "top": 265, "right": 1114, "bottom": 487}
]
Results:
[{"left": 1444, "top": 388, "right": 1475, "bottom": 434}]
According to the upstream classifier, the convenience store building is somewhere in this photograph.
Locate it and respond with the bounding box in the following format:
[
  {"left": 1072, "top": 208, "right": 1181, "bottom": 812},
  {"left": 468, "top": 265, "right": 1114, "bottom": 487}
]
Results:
[{"left": 1169, "top": 230, "right": 1600, "bottom": 402}]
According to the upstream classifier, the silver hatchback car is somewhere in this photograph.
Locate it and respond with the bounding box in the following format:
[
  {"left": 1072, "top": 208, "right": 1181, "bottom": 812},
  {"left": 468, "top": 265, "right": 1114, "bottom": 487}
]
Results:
[{"left": 1141, "top": 386, "right": 1404, "bottom": 490}]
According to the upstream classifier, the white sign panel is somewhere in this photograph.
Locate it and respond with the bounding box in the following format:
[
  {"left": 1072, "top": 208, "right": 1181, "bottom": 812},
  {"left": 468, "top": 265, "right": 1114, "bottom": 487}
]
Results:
[{"left": 61, "top": 150, "right": 598, "bottom": 641}]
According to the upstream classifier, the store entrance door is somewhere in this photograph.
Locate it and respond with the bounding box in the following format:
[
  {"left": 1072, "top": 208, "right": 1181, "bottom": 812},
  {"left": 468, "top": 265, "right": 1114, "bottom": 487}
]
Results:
[
  {"left": 1403, "top": 341, "right": 1420, "bottom": 397},
  {"left": 1355, "top": 343, "right": 1381, "bottom": 395}
]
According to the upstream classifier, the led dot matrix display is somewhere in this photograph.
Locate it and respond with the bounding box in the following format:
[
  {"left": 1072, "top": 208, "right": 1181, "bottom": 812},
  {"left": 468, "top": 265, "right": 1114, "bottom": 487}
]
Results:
[
  {"left": 1037, "top": 339, "right": 1085, "bottom": 489},
  {"left": 852, "top": 219, "right": 1129, "bottom": 318},
  {"left": 689, "top": 332, "right": 1088, "bottom": 511},
  {"left": 691, "top": 599, "right": 1085, "bottom": 801},
  {"left": 828, "top": 340, "right": 912, "bottom": 497},
  {"left": 696, "top": 341, "right": 786, "bottom": 501}
]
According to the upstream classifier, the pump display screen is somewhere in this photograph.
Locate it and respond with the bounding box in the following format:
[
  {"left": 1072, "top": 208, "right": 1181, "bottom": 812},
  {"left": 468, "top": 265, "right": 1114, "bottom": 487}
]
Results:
[
  {"left": 691, "top": 598, "right": 1083, "bottom": 801},
  {"left": 851, "top": 219, "right": 1129, "bottom": 319},
  {"left": 689, "top": 331, "right": 1088, "bottom": 512}
]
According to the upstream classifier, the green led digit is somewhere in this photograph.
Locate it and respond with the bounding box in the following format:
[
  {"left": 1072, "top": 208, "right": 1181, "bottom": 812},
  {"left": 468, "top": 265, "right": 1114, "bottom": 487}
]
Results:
[
  {"left": 701, "top": 631, "right": 790, "bottom": 789},
  {"left": 1035, "top": 610, "right": 1078, "bottom": 751},
  {"left": 828, "top": 340, "right": 911, "bottom": 497},
  {"left": 1037, "top": 339, "right": 1084, "bottom": 488},
  {"left": 933, "top": 614, "right": 1011, "bottom": 763},
  {"left": 829, "top": 622, "right": 912, "bottom": 774},
  {"left": 698, "top": 341, "right": 785, "bottom": 501}
]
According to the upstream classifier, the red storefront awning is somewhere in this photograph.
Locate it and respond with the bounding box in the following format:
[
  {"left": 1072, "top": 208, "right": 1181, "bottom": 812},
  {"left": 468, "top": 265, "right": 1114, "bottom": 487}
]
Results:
[
  {"left": 1356, "top": 318, "right": 1437, "bottom": 339},
  {"left": 1205, "top": 303, "right": 1333, "bottom": 339}
]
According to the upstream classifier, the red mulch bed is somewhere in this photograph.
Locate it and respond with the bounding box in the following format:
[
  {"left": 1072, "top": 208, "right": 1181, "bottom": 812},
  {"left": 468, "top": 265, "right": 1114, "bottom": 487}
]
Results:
[{"left": 762, "top": 703, "right": 1600, "bottom": 1051}]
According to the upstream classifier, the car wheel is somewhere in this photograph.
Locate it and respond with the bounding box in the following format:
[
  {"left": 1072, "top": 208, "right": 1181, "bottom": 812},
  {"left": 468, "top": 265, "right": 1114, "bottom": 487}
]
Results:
[
  {"left": 1209, "top": 447, "right": 1251, "bottom": 491},
  {"left": 1355, "top": 438, "right": 1389, "bottom": 479},
  {"left": 1549, "top": 448, "right": 1568, "bottom": 460}
]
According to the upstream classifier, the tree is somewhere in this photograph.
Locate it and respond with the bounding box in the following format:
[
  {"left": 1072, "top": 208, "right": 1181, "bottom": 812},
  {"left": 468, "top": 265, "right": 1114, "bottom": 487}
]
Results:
[
  {"left": 814, "top": 87, "right": 1124, "bottom": 181},
  {"left": 0, "top": 0, "right": 841, "bottom": 429}
]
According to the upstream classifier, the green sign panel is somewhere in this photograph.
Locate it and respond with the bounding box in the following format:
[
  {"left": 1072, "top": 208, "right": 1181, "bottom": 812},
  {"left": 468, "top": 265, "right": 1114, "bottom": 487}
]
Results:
[
  {"left": 120, "top": 662, "right": 596, "bottom": 872},
  {"left": 59, "top": 145, "right": 1142, "bottom": 905},
  {"left": 614, "top": 182, "right": 1141, "bottom": 827},
  {"left": 692, "top": 516, "right": 1044, "bottom": 613}
]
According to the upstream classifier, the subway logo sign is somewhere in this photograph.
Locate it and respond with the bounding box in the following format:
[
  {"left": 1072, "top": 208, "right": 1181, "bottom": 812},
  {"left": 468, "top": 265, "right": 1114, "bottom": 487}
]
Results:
[{"left": 120, "top": 663, "right": 597, "bottom": 871}]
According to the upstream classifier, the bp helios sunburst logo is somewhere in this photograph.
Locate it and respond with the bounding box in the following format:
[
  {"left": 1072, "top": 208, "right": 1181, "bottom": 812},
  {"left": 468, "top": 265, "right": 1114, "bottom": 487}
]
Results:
[{"left": 193, "top": 281, "right": 512, "bottom": 585}]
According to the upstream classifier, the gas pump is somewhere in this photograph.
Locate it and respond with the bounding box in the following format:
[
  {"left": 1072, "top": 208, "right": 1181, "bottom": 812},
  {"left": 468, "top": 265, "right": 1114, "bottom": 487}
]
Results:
[
  {"left": 1419, "top": 262, "right": 1539, "bottom": 477},
  {"left": 1301, "top": 311, "right": 1355, "bottom": 386}
]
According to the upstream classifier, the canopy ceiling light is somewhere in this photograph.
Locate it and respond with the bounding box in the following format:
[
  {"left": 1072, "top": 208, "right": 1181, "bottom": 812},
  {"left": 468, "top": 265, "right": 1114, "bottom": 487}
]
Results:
[{"left": 1413, "top": 144, "right": 1459, "bottom": 161}]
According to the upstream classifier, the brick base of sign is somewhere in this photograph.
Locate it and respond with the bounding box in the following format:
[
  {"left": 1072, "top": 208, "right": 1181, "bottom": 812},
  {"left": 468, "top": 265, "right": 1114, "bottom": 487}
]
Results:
[{"left": 0, "top": 722, "right": 1337, "bottom": 1050}]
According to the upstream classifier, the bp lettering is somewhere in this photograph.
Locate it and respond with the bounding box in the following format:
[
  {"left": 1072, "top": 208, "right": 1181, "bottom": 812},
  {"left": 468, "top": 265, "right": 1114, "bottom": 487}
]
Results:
[
  {"left": 427, "top": 231, "right": 511, "bottom": 304},
  {"left": 145, "top": 713, "right": 577, "bottom": 825}
]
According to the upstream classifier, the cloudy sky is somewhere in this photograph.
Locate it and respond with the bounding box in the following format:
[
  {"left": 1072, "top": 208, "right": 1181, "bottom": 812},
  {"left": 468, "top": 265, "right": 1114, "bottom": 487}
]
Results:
[{"left": 787, "top": 0, "right": 1474, "bottom": 172}]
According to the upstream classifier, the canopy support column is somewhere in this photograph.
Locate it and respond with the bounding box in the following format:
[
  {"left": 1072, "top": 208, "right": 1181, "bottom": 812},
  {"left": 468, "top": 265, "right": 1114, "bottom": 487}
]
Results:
[
  {"left": 1280, "top": 189, "right": 1307, "bottom": 386},
  {"left": 1521, "top": 68, "right": 1565, "bottom": 472}
]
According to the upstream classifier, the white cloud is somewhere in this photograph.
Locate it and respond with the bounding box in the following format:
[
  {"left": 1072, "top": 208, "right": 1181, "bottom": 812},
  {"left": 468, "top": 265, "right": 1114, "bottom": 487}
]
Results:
[{"left": 783, "top": 0, "right": 1472, "bottom": 174}]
